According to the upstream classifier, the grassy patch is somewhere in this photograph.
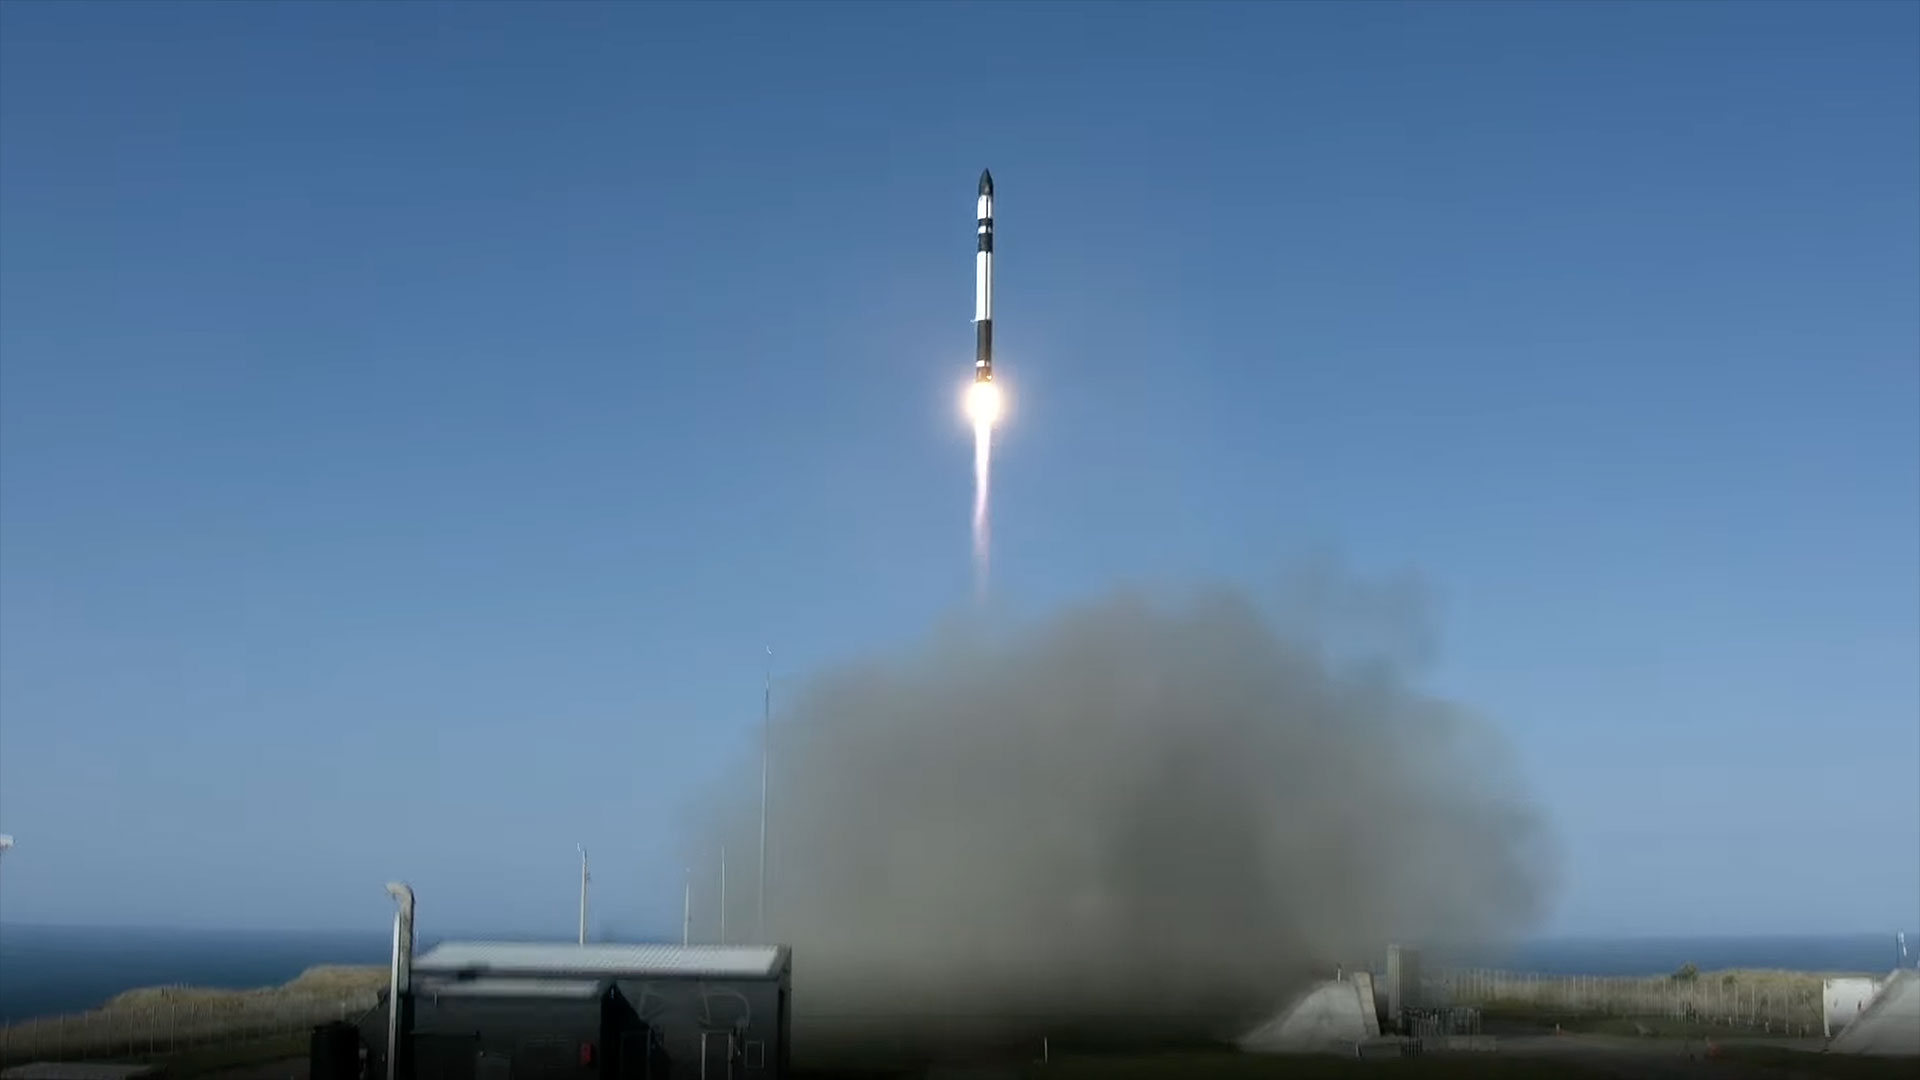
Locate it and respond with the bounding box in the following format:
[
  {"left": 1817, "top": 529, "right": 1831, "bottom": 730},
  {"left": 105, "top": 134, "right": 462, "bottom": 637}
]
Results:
[
  {"left": 1478, "top": 1003, "right": 1814, "bottom": 1040},
  {"left": 104, "top": 971, "right": 384, "bottom": 1016}
]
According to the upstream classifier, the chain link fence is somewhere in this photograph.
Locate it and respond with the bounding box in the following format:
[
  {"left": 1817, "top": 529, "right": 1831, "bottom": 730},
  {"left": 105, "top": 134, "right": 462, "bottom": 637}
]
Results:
[
  {"left": 1426, "top": 968, "right": 1822, "bottom": 1035},
  {"left": 1402, "top": 1005, "right": 1483, "bottom": 1039},
  {"left": 0, "top": 991, "right": 380, "bottom": 1065}
]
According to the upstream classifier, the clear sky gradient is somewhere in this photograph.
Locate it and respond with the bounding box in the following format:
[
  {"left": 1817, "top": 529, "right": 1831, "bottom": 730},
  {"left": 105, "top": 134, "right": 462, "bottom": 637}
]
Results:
[{"left": 1, "top": 1, "right": 1915, "bottom": 940}]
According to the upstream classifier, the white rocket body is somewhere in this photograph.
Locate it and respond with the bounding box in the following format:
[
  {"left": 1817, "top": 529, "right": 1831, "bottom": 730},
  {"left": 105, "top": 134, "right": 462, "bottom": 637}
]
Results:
[{"left": 974, "top": 169, "right": 994, "bottom": 383}]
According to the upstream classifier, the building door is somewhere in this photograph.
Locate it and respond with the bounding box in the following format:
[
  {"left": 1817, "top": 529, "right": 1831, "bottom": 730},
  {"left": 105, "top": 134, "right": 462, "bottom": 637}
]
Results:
[
  {"left": 698, "top": 1031, "right": 734, "bottom": 1080},
  {"left": 617, "top": 1030, "right": 656, "bottom": 1080}
]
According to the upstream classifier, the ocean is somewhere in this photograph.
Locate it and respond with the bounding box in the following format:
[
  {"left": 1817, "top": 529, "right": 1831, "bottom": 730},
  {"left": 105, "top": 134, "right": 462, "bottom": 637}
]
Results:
[
  {"left": 1436, "top": 933, "right": 1908, "bottom": 977},
  {"left": 0, "top": 924, "right": 1908, "bottom": 1024},
  {"left": 0, "top": 925, "right": 391, "bottom": 1024}
]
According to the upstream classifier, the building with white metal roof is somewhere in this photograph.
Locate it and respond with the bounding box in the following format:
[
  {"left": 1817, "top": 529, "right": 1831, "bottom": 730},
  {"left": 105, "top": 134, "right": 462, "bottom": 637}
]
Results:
[
  {"left": 413, "top": 941, "right": 788, "bottom": 979},
  {"left": 362, "top": 940, "right": 795, "bottom": 1077},
  {"left": 412, "top": 976, "right": 608, "bottom": 1000}
]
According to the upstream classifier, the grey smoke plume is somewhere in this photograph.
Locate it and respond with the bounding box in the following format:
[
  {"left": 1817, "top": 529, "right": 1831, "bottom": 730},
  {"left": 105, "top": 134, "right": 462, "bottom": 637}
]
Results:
[{"left": 696, "top": 578, "right": 1553, "bottom": 1046}]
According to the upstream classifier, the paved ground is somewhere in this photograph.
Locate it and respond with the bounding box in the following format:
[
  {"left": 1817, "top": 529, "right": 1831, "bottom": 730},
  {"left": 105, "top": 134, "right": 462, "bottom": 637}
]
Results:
[{"left": 192, "top": 1059, "right": 306, "bottom": 1080}]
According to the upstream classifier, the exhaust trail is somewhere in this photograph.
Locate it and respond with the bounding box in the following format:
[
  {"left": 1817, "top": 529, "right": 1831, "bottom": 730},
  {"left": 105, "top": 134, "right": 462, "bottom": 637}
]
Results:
[{"left": 972, "top": 413, "right": 992, "bottom": 599}]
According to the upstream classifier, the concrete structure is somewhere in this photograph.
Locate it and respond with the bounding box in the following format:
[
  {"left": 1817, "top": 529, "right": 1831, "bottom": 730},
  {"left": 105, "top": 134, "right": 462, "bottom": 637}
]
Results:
[
  {"left": 1385, "top": 944, "right": 1421, "bottom": 1029},
  {"left": 1238, "top": 973, "right": 1381, "bottom": 1053},
  {"left": 1348, "top": 971, "right": 1382, "bottom": 1037},
  {"left": 1823, "top": 975, "right": 1883, "bottom": 1037},
  {"left": 1828, "top": 969, "right": 1920, "bottom": 1056}
]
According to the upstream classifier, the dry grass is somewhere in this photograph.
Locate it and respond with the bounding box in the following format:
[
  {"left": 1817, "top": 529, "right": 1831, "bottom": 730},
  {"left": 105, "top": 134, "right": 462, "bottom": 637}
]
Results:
[
  {"left": 100, "top": 968, "right": 387, "bottom": 1015},
  {"left": 0, "top": 968, "right": 382, "bottom": 1066},
  {"left": 279, "top": 968, "right": 388, "bottom": 997},
  {"left": 1439, "top": 966, "right": 1835, "bottom": 1032},
  {"left": 1695, "top": 969, "right": 1845, "bottom": 994}
]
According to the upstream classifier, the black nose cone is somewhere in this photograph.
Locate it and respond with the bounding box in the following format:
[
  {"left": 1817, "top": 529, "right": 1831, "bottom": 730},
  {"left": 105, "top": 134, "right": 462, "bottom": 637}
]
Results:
[{"left": 979, "top": 169, "right": 994, "bottom": 197}]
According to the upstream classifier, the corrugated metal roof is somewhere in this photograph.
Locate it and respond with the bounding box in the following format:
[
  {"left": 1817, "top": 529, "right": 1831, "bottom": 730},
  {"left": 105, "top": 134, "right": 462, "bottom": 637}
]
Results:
[
  {"left": 417, "top": 977, "right": 606, "bottom": 999},
  {"left": 414, "top": 942, "right": 785, "bottom": 979}
]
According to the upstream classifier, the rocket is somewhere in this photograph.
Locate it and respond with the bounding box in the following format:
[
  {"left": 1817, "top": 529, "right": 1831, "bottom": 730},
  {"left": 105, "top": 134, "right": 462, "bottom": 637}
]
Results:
[{"left": 974, "top": 168, "right": 995, "bottom": 384}]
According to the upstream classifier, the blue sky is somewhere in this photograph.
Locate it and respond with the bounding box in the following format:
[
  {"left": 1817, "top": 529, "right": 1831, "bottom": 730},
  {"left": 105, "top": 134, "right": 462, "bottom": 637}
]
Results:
[{"left": 1, "top": 1, "right": 1914, "bottom": 940}]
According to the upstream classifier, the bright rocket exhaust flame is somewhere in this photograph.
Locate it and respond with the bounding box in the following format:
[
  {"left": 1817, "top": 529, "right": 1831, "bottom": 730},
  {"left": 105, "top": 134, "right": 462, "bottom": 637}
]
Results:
[
  {"left": 967, "top": 382, "right": 1000, "bottom": 599},
  {"left": 966, "top": 380, "right": 1002, "bottom": 426}
]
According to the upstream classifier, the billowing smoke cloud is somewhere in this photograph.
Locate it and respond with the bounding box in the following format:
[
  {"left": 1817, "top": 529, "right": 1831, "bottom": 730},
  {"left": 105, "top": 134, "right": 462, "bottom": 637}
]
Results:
[{"left": 694, "top": 575, "right": 1553, "bottom": 1053}]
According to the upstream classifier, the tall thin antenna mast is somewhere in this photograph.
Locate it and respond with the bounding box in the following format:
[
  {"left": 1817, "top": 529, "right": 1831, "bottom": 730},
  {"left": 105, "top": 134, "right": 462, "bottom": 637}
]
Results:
[
  {"left": 718, "top": 845, "right": 727, "bottom": 944},
  {"left": 577, "top": 845, "right": 589, "bottom": 945},
  {"left": 759, "top": 646, "right": 771, "bottom": 942},
  {"left": 681, "top": 867, "right": 692, "bottom": 946}
]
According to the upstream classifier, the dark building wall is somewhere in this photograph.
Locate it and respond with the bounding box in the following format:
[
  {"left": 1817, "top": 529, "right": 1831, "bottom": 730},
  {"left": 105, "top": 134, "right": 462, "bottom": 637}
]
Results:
[
  {"left": 362, "top": 993, "right": 666, "bottom": 1080},
  {"left": 613, "top": 978, "right": 784, "bottom": 1080},
  {"left": 357, "top": 994, "right": 398, "bottom": 1080},
  {"left": 412, "top": 997, "right": 605, "bottom": 1080},
  {"left": 355, "top": 979, "right": 788, "bottom": 1080}
]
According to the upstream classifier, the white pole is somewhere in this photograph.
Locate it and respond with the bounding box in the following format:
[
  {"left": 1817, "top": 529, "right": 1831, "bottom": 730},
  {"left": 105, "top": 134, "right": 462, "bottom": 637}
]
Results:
[
  {"left": 387, "top": 916, "right": 403, "bottom": 1075},
  {"left": 719, "top": 845, "right": 727, "bottom": 944},
  {"left": 383, "top": 883, "right": 415, "bottom": 1080},
  {"left": 759, "top": 647, "right": 771, "bottom": 942},
  {"left": 577, "top": 845, "right": 589, "bottom": 945},
  {"left": 682, "top": 867, "right": 692, "bottom": 946}
]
